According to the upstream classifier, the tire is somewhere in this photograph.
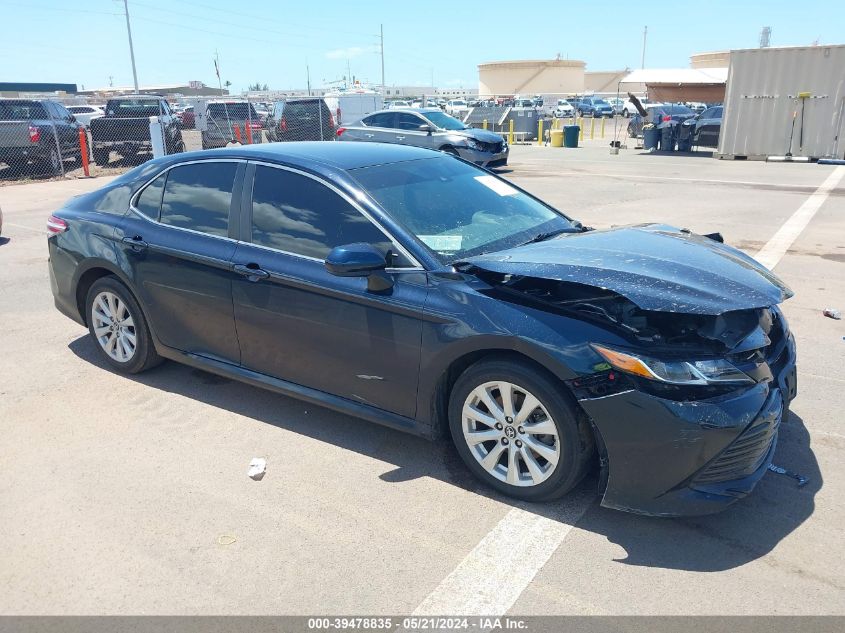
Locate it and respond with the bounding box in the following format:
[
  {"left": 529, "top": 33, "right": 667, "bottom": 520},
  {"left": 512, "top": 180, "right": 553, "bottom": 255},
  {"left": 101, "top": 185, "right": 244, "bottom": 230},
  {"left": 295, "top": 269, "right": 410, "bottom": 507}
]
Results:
[
  {"left": 85, "top": 276, "right": 162, "bottom": 374},
  {"left": 93, "top": 148, "right": 109, "bottom": 167},
  {"left": 41, "top": 146, "right": 61, "bottom": 175},
  {"left": 448, "top": 358, "right": 594, "bottom": 501},
  {"left": 623, "top": 110, "right": 630, "bottom": 118}
]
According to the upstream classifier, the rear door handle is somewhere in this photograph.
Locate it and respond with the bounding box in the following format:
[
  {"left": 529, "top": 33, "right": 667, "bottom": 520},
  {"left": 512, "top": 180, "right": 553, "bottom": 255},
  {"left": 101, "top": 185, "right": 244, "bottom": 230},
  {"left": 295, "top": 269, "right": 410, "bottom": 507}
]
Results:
[
  {"left": 233, "top": 263, "right": 270, "bottom": 282},
  {"left": 121, "top": 235, "right": 148, "bottom": 251},
  {"left": 395, "top": 135, "right": 405, "bottom": 140},
  {"left": 364, "top": 133, "right": 375, "bottom": 138}
]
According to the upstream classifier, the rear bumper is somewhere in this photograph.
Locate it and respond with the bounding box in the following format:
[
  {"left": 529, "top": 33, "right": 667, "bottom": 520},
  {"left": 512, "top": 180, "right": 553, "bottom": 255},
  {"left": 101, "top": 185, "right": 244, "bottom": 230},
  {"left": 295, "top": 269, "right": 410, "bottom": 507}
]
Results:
[
  {"left": 578, "top": 333, "right": 797, "bottom": 516},
  {"left": 0, "top": 146, "right": 49, "bottom": 163}
]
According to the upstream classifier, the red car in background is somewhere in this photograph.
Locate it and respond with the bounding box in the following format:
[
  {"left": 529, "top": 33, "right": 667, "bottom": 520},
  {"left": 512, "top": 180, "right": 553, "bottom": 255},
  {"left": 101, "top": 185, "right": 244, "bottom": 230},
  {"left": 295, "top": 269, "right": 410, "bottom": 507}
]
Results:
[{"left": 177, "top": 106, "right": 195, "bottom": 129}]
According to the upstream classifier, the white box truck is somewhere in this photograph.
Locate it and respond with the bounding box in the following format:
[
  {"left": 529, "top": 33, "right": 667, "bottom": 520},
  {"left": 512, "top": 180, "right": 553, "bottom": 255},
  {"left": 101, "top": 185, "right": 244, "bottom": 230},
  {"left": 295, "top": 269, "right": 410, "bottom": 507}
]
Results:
[{"left": 323, "top": 89, "right": 383, "bottom": 126}]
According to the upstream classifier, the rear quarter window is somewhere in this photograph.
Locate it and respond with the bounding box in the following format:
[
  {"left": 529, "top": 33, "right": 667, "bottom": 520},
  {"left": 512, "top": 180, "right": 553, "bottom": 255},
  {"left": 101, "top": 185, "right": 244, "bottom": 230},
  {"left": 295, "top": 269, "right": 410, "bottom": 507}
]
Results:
[{"left": 160, "top": 162, "right": 237, "bottom": 237}]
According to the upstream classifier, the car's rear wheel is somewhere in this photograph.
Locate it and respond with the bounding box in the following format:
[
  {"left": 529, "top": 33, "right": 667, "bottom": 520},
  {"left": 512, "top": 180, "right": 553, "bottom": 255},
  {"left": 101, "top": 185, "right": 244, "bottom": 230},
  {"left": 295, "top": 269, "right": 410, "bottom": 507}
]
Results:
[
  {"left": 85, "top": 277, "right": 161, "bottom": 374},
  {"left": 449, "top": 359, "right": 593, "bottom": 501}
]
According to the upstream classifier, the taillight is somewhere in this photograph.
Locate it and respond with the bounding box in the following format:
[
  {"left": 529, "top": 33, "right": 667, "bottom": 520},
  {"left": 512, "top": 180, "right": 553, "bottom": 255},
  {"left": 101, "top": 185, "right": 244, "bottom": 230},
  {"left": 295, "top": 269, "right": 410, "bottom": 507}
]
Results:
[
  {"left": 328, "top": 111, "right": 335, "bottom": 127},
  {"left": 280, "top": 117, "right": 287, "bottom": 131},
  {"left": 29, "top": 125, "right": 41, "bottom": 143},
  {"left": 336, "top": 127, "right": 346, "bottom": 137},
  {"left": 249, "top": 121, "right": 262, "bottom": 129},
  {"left": 47, "top": 215, "right": 68, "bottom": 234}
]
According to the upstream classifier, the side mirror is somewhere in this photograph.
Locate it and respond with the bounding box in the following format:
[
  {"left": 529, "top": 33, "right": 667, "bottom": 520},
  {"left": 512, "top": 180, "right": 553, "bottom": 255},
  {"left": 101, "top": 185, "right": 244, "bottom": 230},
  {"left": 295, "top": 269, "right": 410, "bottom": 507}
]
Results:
[
  {"left": 418, "top": 124, "right": 432, "bottom": 134},
  {"left": 325, "top": 242, "right": 387, "bottom": 276}
]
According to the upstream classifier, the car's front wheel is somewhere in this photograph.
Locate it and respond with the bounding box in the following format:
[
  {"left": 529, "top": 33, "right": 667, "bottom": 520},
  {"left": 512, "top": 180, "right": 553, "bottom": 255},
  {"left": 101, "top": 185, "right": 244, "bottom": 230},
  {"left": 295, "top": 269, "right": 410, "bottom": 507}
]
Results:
[
  {"left": 449, "top": 359, "right": 593, "bottom": 501},
  {"left": 85, "top": 277, "right": 161, "bottom": 374}
]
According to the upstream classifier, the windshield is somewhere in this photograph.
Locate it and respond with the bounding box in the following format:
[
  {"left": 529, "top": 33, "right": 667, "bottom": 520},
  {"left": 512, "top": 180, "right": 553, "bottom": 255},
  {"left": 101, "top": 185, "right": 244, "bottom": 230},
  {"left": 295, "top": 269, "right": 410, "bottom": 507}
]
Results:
[
  {"left": 594, "top": 99, "right": 610, "bottom": 106},
  {"left": 351, "top": 157, "right": 575, "bottom": 262},
  {"left": 661, "top": 104, "right": 693, "bottom": 115},
  {"left": 421, "top": 111, "right": 467, "bottom": 130},
  {"left": 106, "top": 99, "right": 160, "bottom": 117}
]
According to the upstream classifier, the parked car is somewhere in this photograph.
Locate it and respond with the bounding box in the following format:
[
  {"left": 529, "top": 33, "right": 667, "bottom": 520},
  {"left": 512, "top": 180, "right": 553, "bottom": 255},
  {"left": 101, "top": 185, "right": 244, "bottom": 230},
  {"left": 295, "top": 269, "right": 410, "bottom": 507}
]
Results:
[
  {"left": 691, "top": 105, "right": 723, "bottom": 147},
  {"left": 623, "top": 98, "right": 657, "bottom": 117},
  {"left": 627, "top": 104, "right": 696, "bottom": 138},
  {"left": 90, "top": 96, "right": 184, "bottom": 166},
  {"left": 445, "top": 99, "right": 469, "bottom": 116},
  {"left": 0, "top": 98, "right": 84, "bottom": 174},
  {"left": 177, "top": 106, "right": 195, "bottom": 129},
  {"left": 686, "top": 102, "right": 707, "bottom": 114},
  {"left": 576, "top": 97, "right": 614, "bottom": 117},
  {"left": 337, "top": 108, "right": 508, "bottom": 168},
  {"left": 605, "top": 97, "right": 626, "bottom": 116},
  {"left": 387, "top": 100, "right": 411, "bottom": 109},
  {"left": 553, "top": 99, "right": 575, "bottom": 118},
  {"left": 67, "top": 105, "right": 105, "bottom": 128},
  {"left": 265, "top": 98, "right": 335, "bottom": 142},
  {"left": 202, "top": 101, "right": 264, "bottom": 149},
  {"left": 47, "top": 142, "right": 797, "bottom": 516}
]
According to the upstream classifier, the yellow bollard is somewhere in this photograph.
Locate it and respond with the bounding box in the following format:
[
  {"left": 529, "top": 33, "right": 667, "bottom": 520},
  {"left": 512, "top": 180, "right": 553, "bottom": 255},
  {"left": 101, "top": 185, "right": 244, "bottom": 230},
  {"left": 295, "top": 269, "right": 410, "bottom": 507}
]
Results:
[
  {"left": 601, "top": 116, "right": 606, "bottom": 139},
  {"left": 579, "top": 119, "right": 584, "bottom": 140},
  {"left": 590, "top": 117, "right": 595, "bottom": 140},
  {"left": 537, "top": 119, "right": 544, "bottom": 146},
  {"left": 482, "top": 119, "right": 488, "bottom": 130},
  {"left": 509, "top": 118, "right": 514, "bottom": 145}
]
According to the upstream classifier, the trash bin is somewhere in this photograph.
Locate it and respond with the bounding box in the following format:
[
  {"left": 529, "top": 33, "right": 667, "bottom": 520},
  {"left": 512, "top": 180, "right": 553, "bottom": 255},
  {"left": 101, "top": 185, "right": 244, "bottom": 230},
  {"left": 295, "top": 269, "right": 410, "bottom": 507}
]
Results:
[
  {"left": 660, "top": 124, "right": 676, "bottom": 151},
  {"left": 677, "top": 122, "right": 694, "bottom": 151},
  {"left": 550, "top": 129, "right": 564, "bottom": 147},
  {"left": 643, "top": 126, "right": 660, "bottom": 150},
  {"left": 563, "top": 125, "right": 579, "bottom": 148}
]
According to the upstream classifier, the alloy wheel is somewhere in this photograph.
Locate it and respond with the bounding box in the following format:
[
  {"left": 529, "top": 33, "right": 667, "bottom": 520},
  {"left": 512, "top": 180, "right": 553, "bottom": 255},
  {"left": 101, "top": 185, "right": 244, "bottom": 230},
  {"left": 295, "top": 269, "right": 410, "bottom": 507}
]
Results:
[
  {"left": 461, "top": 381, "right": 561, "bottom": 487},
  {"left": 91, "top": 291, "right": 137, "bottom": 363}
]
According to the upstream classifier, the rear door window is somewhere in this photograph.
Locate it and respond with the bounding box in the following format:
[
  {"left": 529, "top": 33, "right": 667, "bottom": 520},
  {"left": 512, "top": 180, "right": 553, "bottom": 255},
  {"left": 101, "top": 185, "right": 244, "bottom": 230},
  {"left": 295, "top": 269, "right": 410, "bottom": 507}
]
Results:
[
  {"left": 160, "top": 162, "right": 237, "bottom": 238},
  {"left": 250, "top": 166, "right": 397, "bottom": 261},
  {"left": 363, "top": 112, "right": 395, "bottom": 128}
]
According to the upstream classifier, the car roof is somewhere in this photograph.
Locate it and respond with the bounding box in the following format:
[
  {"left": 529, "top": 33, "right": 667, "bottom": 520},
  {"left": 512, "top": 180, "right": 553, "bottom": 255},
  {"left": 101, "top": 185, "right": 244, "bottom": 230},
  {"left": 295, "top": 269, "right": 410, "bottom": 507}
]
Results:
[{"left": 167, "top": 141, "right": 440, "bottom": 171}]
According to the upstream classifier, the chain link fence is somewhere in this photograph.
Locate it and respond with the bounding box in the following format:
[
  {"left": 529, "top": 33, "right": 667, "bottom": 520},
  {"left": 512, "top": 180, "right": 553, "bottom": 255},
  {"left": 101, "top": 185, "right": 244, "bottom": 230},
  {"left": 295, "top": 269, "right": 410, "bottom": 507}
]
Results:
[{"left": 1, "top": 91, "right": 644, "bottom": 182}]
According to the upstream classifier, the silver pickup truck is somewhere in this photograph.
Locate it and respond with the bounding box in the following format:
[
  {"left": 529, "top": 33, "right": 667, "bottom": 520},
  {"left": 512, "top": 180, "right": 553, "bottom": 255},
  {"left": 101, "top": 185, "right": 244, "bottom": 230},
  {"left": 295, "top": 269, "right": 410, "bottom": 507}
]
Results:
[{"left": 0, "top": 99, "right": 83, "bottom": 175}]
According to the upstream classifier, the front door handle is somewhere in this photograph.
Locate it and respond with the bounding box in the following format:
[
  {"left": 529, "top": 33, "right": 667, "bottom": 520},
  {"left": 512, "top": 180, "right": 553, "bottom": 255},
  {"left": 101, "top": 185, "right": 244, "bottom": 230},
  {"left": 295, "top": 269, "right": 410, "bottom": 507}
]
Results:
[
  {"left": 395, "top": 135, "right": 406, "bottom": 140},
  {"left": 364, "top": 133, "right": 375, "bottom": 138},
  {"left": 233, "top": 263, "right": 270, "bottom": 282},
  {"left": 121, "top": 235, "right": 148, "bottom": 252}
]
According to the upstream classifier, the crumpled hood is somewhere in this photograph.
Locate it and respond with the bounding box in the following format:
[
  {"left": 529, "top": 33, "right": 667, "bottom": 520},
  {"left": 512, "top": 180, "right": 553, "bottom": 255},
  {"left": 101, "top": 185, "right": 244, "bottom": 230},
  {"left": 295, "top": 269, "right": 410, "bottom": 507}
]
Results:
[
  {"left": 454, "top": 128, "right": 505, "bottom": 144},
  {"left": 460, "top": 224, "right": 793, "bottom": 315}
]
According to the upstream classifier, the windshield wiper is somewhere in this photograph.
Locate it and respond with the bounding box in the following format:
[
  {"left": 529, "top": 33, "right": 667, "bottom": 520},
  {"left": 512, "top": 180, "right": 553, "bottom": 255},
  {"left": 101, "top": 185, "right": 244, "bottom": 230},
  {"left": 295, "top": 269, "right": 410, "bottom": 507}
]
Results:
[{"left": 518, "top": 227, "right": 579, "bottom": 247}]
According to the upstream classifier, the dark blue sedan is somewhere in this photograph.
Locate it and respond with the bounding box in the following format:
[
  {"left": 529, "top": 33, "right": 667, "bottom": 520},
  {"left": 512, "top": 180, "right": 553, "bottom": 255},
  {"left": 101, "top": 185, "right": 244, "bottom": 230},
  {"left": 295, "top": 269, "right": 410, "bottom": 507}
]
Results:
[{"left": 47, "top": 142, "right": 797, "bottom": 516}]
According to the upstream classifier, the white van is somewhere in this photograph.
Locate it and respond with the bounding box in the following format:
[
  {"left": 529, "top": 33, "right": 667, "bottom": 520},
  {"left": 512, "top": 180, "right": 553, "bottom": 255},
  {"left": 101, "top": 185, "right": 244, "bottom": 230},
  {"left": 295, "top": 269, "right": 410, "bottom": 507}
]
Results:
[{"left": 323, "top": 89, "right": 383, "bottom": 126}]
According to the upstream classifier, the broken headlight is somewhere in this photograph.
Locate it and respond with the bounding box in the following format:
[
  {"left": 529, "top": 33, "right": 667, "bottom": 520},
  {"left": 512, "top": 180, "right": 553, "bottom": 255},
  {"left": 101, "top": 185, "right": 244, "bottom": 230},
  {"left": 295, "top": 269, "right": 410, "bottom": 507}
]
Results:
[{"left": 591, "top": 344, "right": 754, "bottom": 386}]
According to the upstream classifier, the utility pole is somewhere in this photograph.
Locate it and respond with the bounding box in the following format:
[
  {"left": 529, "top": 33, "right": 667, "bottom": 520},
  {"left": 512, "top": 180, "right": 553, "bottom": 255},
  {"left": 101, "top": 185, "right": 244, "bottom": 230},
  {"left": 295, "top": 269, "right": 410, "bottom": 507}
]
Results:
[
  {"left": 122, "top": 0, "right": 140, "bottom": 93},
  {"left": 306, "top": 64, "right": 311, "bottom": 96},
  {"left": 214, "top": 50, "right": 223, "bottom": 93},
  {"left": 346, "top": 59, "right": 352, "bottom": 89},
  {"left": 380, "top": 24, "right": 385, "bottom": 92},
  {"left": 641, "top": 25, "right": 648, "bottom": 69}
]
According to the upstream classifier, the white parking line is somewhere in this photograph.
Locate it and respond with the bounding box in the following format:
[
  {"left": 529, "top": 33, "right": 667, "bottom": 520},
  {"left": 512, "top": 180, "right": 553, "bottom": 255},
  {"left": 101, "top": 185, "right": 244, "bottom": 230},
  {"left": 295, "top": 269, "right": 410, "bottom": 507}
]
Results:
[
  {"left": 410, "top": 489, "right": 593, "bottom": 617},
  {"left": 752, "top": 166, "right": 844, "bottom": 269}
]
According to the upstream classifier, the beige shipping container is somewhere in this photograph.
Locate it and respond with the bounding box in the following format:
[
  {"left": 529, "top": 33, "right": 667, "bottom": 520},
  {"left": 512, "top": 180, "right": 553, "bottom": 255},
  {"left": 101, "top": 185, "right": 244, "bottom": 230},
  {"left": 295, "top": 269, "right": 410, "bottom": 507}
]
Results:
[{"left": 718, "top": 45, "right": 845, "bottom": 159}]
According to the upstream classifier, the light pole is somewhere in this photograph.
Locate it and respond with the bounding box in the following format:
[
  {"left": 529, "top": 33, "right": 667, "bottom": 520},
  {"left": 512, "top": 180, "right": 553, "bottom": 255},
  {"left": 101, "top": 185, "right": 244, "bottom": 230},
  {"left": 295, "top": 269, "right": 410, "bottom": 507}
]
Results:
[
  {"left": 380, "top": 24, "right": 385, "bottom": 91},
  {"left": 122, "top": 0, "right": 140, "bottom": 93},
  {"left": 641, "top": 25, "right": 648, "bottom": 69}
]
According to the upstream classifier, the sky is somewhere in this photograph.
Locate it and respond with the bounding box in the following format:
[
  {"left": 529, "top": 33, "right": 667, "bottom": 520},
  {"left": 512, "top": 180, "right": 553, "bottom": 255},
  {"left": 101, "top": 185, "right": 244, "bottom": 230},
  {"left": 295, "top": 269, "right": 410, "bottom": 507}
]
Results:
[{"left": 1, "top": 0, "right": 843, "bottom": 93}]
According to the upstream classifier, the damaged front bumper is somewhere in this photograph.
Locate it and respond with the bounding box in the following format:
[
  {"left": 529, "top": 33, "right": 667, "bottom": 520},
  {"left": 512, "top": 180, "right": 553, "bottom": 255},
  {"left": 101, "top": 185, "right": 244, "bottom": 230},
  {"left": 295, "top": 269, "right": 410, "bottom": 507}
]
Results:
[{"left": 577, "top": 332, "right": 797, "bottom": 517}]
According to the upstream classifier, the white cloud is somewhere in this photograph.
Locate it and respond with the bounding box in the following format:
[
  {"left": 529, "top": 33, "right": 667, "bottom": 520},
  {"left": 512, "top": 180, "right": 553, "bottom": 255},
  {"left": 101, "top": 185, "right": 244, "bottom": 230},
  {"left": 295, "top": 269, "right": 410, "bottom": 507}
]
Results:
[{"left": 325, "top": 46, "right": 378, "bottom": 60}]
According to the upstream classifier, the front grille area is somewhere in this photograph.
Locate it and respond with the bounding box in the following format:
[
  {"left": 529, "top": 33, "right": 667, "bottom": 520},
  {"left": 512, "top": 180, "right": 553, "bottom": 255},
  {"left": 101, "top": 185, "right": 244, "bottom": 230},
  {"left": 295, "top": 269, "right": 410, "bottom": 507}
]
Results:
[
  {"left": 692, "top": 394, "right": 782, "bottom": 484},
  {"left": 478, "top": 141, "right": 503, "bottom": 153}
]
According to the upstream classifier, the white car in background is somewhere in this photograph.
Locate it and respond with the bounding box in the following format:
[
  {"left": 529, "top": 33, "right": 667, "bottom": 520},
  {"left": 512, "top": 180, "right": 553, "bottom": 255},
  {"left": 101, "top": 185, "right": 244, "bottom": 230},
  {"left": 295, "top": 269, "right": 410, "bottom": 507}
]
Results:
[
  {"left": 387, "top": 100, "right": 411, "bottom": 109},
  {"left": 445, "top": 99, "right": 469, "bottom": 116},
  {"left": 553, "top": 99, "right": 576, "bottom": 118},
  {"left": 623, "top": 98, "right": 658, "bottom": 117},
  {"left": 66, "top": 105, "right": 104, "bottom": 127}
]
